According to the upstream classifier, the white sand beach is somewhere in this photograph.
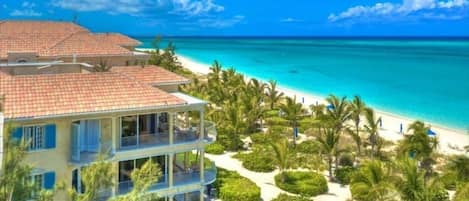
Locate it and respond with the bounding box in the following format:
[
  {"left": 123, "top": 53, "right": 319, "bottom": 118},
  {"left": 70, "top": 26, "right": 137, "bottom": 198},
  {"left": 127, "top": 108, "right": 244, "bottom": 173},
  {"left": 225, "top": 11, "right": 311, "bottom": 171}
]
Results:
[{"left": 177, "top": 54, "right": 469, "bottom": 155}]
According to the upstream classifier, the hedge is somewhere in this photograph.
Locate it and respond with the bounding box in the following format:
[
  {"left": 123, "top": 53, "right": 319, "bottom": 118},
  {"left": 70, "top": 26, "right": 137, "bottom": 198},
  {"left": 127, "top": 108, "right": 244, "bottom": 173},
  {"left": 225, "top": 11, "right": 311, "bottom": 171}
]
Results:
[
  {"left": 272, "top": 193, "right": 311, "bottom": 201},
  {"left": 215, "top": 168, "right": 261, "bottom": 201},
  {"left": 233, "top": 151, "right": 276, "bottom": 172},
  {"left": 206, "top": 143, "right": 225, "bottom": 155},
  {"left": 334, "top": 167, "right": 356, "bottom": 185},
  {"left": 275, "top": 171, "right": 328, "bottom": 197}
]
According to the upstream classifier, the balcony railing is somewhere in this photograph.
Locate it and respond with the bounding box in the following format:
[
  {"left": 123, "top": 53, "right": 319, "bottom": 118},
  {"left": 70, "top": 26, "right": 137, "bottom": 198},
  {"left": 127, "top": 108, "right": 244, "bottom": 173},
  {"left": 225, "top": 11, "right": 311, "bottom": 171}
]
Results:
[
  {"left": 70, "top": 141, "right": 113, "bottom": 164},
  {"left": 117, "top": 162, "right": 217, "bottom": 195},
  {"left": 119, "top": 121, "right": 217, "bottom": 151}
]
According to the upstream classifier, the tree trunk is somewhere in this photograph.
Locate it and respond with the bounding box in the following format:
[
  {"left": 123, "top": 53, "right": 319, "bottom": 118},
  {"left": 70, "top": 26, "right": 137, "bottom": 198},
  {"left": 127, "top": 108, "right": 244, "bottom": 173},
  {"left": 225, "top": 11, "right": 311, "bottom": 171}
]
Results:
[
  {"left": 356, "top": 125, "right": 361, "bottom": 155},
  {"left": 328, "top": 156, "right": 333, "bottom": 181}
]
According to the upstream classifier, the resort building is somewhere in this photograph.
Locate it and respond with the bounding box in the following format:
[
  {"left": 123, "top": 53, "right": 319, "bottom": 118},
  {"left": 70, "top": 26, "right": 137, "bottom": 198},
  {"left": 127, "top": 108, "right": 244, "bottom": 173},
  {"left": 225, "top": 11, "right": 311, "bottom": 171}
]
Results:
[
  {"left": 0, "top": 64, "right": 217, "bottom": 201},
  {"left": 0, "top": 21, "right": 148, "bottom": 66}
]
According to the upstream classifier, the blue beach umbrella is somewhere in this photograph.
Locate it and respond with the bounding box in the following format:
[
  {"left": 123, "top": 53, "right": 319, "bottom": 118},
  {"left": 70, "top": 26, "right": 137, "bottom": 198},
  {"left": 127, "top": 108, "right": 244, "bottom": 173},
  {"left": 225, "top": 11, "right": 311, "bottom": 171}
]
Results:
[
  {"left": 327, "top": 104, "right": 335, "bottom": 110},
  {"left": 427, "top": 129, "right": 436, "bottom": 136}
]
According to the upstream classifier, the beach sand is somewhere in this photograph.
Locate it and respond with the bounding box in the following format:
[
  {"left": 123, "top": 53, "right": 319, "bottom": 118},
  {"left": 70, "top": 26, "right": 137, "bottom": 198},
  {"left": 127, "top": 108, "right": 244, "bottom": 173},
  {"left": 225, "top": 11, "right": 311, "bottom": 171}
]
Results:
[{"left": 177, "top": 54, "right": 469, "bottom": 155}]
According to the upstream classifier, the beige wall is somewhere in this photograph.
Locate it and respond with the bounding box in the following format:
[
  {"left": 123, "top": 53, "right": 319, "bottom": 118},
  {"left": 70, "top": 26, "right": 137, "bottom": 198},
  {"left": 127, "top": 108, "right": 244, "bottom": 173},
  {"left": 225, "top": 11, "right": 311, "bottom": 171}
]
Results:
[{"left": 15, "top": 104, "right": 205, "bottom": 201}]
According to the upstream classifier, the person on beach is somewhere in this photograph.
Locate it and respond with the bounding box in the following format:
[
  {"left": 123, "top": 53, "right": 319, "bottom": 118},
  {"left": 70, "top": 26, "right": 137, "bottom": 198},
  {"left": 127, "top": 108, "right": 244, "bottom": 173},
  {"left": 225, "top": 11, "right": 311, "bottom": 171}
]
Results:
[{"left": 400, "top": 123, "right": 403, "bottom": 134}]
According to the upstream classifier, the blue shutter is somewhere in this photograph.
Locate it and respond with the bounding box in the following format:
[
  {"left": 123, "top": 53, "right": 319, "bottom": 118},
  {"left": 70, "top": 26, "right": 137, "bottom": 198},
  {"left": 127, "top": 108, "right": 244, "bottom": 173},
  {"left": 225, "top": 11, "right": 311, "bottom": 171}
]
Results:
[
  {"left": 43, "top": 171, "right": 55, "bottom": 190},
  {"left": 12, "top": 127, "right": 23, "bottom": 142},
  {"left": 45, "top": 124, "right": 56, "bottom": 149}
]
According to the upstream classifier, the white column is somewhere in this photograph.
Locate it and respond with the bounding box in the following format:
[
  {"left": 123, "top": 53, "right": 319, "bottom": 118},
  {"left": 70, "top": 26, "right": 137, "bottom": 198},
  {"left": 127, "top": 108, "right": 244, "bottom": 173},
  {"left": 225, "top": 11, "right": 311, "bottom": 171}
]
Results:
[
  {"left": 199, "top": 111, "right": 204, "bottom": 140},
  {"left": 111, "top": 117, "right": 117, "bottom": 152},
  {"left": 200, "top": 189, "right": 204, "bottom": 201},
  {"left": 0, "top": 112, "right": 4, "bottom": 175},
  {"left": 169, "top": 113, "right": 174, "bottom": 145},
  {"left": 200, "top": 150, "right": 205, "bottom": 182},
  {"left": 168, "top": 154, "right": 174, "bottom": 187}
]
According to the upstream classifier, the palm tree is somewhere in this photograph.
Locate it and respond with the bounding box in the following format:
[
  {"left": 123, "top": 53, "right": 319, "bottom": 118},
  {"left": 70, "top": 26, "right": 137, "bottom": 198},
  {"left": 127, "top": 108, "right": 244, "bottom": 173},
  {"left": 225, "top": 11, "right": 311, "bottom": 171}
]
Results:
[
  {"left": 453, "top": 182, "right": 469, "bottom": 201},
  {"left": 350, "top": 160, "right": 397, "bottom": 201},
  {"left": 325, "top": 95, "right": 352, "bottom": 133},
  {"left": 271, "top": 138, "right": 290, "bottom": 182},
  {"left": 279, "top": 96, "right": 305, "bottom": 145},
  {"left": 446, "top": 155, "right": 469, "bottom": 183},
  {"left": 265, "top": 80, "right": 284, "bottom": 110},
  {"left": 396, "top": 158, "right": 449, "bottom": 201},
  {"left": 400, "top": 121, "right": 438, "bottom": 174},
  {"left": 350, "top": 95, "right": 366, "bottom": 154},
  {"left": 310, "top": 103, "right": 326, "bottom": 119},
  {"left": 363, "top": 108, "right": 380, "bottom": 159},
  {"left": 317, "top": 127, "right": 341, "bottom": 180}
]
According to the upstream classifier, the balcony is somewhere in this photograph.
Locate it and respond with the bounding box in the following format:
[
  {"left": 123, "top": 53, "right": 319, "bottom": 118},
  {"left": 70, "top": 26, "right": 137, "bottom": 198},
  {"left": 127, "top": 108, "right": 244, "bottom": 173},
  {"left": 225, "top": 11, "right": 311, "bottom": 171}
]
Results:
[
  {"left": 117, "top": 162, "right": 217, "bottom": 196},
  {"left": 118, "top": 120, "right": 217, "bottom": 152},
  {"left": 70, "top": 119, "right": 113, "bottom": 164}
]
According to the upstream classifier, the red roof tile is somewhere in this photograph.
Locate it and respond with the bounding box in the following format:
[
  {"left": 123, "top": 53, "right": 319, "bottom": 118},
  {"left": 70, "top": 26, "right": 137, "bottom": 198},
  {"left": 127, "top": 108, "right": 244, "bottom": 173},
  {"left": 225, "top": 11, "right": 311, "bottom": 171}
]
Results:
[
  {"left": 94, "top": 33, "right": 142, "bottom": 47},
  {"left": 111, "top": 65, "right": 190, "bottom": 85},
  {"left": 0, "top": 71, "right": 186, "bottom": 119},
  {"left": 0, "top": 21, "right": 140, "bottom": 59}
]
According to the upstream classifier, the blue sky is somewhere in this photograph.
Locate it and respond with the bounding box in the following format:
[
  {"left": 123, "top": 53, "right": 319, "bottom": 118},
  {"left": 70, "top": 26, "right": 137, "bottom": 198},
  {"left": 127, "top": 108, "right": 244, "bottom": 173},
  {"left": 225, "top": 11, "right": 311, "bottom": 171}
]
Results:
[{"left": 1, "top": 0, "right": 468, "bottom": 36}]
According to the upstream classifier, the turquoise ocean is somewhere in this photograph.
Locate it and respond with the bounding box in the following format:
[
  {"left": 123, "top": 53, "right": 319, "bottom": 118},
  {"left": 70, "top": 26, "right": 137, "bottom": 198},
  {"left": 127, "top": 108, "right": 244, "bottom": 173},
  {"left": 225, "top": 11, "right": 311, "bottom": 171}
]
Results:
[{"left": 137, "top": 37, "right": 469, "bottom": 130}]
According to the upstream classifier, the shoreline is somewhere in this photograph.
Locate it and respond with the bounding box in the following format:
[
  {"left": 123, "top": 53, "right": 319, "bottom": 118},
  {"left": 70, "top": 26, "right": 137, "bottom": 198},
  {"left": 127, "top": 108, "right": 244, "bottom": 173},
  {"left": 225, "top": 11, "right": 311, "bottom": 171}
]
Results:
[{"left": 175, "top": 54, "right": 468, "bottom": 155}]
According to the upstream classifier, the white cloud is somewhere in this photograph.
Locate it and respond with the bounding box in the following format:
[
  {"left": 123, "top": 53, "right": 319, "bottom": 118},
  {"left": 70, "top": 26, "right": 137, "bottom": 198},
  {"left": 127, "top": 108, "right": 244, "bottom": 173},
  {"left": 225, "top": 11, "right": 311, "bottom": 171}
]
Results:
[
  {"left": 328, "top": 0, "right": 469, "bottom": 22},
  {"left": 280, "top": 17, "right": 303, "bottom": 23},
  {"left": 51, "top": 0, "right": 224, "bottom": 17},
  {"left": 10, "top": 1, "right": 42, "bottom": 17},
  {"left": 198, "top": 15, "right": 245, "bottom": 28}
]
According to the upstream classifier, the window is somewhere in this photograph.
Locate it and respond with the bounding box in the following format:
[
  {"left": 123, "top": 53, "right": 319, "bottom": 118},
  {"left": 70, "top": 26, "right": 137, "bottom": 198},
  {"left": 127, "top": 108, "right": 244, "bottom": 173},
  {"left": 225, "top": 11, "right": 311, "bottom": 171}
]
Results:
[
  {"left": 24, "top": 126, "right": 45, "bottom": 151},
  {"left": 28, "top": 174, "right": 44, "bottom": 198}
]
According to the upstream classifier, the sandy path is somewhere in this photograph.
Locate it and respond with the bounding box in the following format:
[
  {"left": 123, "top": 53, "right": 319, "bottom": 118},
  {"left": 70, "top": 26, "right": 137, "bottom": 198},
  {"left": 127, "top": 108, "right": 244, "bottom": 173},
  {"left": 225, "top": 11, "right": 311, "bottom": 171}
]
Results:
[{"left": 206, "top": 152, "right": 351, "bottom": 201}]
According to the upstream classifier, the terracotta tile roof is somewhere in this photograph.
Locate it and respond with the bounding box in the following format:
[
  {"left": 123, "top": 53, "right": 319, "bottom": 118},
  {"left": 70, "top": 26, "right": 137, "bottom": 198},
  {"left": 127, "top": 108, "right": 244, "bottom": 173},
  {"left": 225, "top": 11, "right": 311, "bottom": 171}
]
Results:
[
  {"left": 0, "top": 72, "right": 186, "bottom": 119},
  {"left": 111, "top": 65, "right": 190, "bottom": 85},
  {"left": 0, "top": 21, "right": 87, "bottom": 34},
  {"left": 48, "top": 32, "right": 132, "bottom": 57},
  {"left": 0, "top": 21, "right": 139, "bottom": 59},
  {"left": 94, "top": 33, "right": 142, "bottom": 47}
]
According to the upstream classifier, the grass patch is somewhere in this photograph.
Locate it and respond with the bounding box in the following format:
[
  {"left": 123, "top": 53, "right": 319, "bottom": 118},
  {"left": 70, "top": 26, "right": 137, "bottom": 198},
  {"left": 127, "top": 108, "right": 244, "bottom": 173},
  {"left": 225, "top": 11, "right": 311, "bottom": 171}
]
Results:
[
  {"left": 214, "top": 168, "right": 261, "bottom": 201},
  {"left": 275, "top": 171, "right": 328, "bottom": 197}
]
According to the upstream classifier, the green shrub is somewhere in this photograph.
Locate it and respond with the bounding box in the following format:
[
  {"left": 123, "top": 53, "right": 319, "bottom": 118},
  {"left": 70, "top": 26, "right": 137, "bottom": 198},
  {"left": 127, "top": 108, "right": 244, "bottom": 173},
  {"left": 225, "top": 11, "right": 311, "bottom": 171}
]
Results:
[
  {"left": 275, "top": 171, "right": 328, "bottom": 196},
  {"left": 234, "top": 151, "right": 276, "bottom": 172},
  {"left": 338, "top": 153, "right": 355, "bottom": 167},
  {"left": 206, "top": 143, "right": 225, "bottom": 155},
  {"left": 250, "top": 132, "right": 282, "bottom": 145},
  {"left": 266, "top": 116, "right": 289, "bottom": 126},
  {"left": 440, "top": 171, "right": 457, "bottom": 190},
  {"left": 334, "top": 167, "right": 356, "bottom": 184},
  {"left": 215, "top": 168, "right": 261, "bottom": 201},
  {"left": 296, "top": 140, "right": 322, "bottom": 154},
  {"left": 217, "top": 127, "right": 243, "bottom": 151},
  {"left": 272, "top": 193, "right": 311, "bottom": 201},
  {"left": 269, "top": 125, "right": 289, "bottom": 135},
  {"left": 265, "top": 109, "right": 280, "bottom": 118}
]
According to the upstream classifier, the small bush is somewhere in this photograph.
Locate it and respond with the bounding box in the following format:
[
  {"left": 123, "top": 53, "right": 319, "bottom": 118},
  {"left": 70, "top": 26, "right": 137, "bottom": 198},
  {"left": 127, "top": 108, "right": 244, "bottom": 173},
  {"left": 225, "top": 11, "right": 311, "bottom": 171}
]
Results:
[
  {"left": 334, "top": 167, "right": 356, "bottom": 184},
  {"left": 265, "top": 109, "right": 280, "bottom": 118},
  {"left": 216, "top": 168, "right": 261, "bottom": 201},
  {"left": 266, "top": 116, "right": 289, "bottom": 126},
  {"left": 338, "top": 153, "right": 355, "bottom": 167},
  {"left": 272, "top": 193, "right": 311, "bottom": 201},
  {"left": 269, "top": 125, "right": 289, "bottom": 135},
  {"left": 234, "top": 151, "right": 276, "bottom": 172},
  {"left": 217, "top": 127, "right": 243, "bottom": 151},
  {"left": 206, "top": 143, "right": 225, "bottom": 155},
  {"left": 296, "top": 140, "right": 322, "bottom": 154},
  {"left": 275, "top": 171, "right": 328, "bottom": 197}
]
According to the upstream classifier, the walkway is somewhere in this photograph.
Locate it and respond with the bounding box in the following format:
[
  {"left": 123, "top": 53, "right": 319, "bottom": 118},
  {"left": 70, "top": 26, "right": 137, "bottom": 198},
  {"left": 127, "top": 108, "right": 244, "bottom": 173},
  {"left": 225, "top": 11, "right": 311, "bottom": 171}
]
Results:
[{"left": 206, "top": 152, "right": 351, "bottom": 201}]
